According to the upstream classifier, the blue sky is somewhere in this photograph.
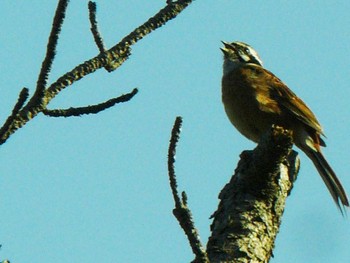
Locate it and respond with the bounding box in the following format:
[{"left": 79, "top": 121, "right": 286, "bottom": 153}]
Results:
[{"left": 1, "top": 1, "right": 350, "bottom": 262}]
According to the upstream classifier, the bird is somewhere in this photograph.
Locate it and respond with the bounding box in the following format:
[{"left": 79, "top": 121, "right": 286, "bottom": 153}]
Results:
[{"left": 220, "top": 41, "right": 349, "bottom": 212}]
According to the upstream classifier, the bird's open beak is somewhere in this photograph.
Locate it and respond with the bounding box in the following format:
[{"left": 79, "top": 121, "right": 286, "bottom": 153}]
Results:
[
  {"left": 220, "top": 41, "right": 235, "bottom": 54},
  {"left": 220, "top": 47, "right": 227, "bottom": 54},
  {"left": 220, "top": 41, "right": 229, "bottom": 54}
]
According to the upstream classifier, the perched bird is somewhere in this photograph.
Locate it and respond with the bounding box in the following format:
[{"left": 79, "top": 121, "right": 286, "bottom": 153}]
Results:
[{"left": 221, "top": 41, "right": 349, "bottom": 212}]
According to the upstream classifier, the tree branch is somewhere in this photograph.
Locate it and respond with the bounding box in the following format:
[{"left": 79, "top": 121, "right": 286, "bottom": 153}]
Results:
[
  {"left": 0, "top": 0, "right": 194, "bottom": 145},
  {"left": 42, "top": 88, "right": 138, "bottom": 117},
  {"left": 45, "top": 0, "right": 195, "bottom": 101},
  {"left": 35, "top": 0, "right": 69, "bottom": 100},
  {"left": 100, "top": 0, "right": 195, "bottom": 72},
  {"left": 167, "top": 117, "right": 209, "bottom": 263},
  {"left": 0, "top": 88, "right": 29, "bottom": 140},
  {"left": 88, "top": 1, "right": 114, "bottom": 72},
  {"left": 207, "top": 125, "right": 300, "bottom": 263},
  {"left": 88, "top": 1, "right": 106, "bottom": 54}
]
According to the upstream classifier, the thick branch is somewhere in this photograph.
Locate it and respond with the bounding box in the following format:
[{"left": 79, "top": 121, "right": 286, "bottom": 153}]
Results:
[{"left": 207, "top": 126, "right": 300, "bottom": 263}]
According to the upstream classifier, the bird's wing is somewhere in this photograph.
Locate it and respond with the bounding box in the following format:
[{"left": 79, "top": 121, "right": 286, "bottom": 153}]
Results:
[{"left": 243, "top": 64, "right": 324, "bottom": 136}]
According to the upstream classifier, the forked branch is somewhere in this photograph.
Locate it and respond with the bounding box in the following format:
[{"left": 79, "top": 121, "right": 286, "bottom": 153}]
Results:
[
  {"left": 0, "top": 0, "right": 194, "bottom": 145},
  {"left": 167, "top": 117, "right": 209, "bottom": 263}
]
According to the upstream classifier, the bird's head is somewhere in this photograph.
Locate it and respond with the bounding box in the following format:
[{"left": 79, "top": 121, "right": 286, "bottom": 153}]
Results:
[{"left": 221, "top": 41, "right": 263, "bottom": 75}]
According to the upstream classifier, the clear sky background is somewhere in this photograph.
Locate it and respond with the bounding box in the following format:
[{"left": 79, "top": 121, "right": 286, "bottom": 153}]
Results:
[{"left": 1, "top": 1, "right": 349, "bottom": 262}]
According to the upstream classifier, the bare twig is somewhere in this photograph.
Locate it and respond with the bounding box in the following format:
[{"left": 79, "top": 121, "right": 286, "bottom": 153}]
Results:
[
  {"left": 35, "top": 0, "right": 69, "bottom": 100},
  {"left": 167, "top": 117, "right": 209, "bottom": 263},
  {"left": 168, "top": 117, "right": 183, "bottom": 206},
  {"left": 88, "top": 1, "right": 114, "bottom": 72},
  {"left": 0, "top": 88, "right": 29, "bottom": 139},
  {"left": 88, "top": 1, "right": 106, "bottom": 53},
  {"left": 42, "top": 88, "right": 138, "bottom": 117}
]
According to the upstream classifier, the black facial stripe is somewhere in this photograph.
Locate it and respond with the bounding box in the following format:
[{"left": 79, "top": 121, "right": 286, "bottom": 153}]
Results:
[{"left": 249, "top": 56, "right": 262, "bottom": 66}]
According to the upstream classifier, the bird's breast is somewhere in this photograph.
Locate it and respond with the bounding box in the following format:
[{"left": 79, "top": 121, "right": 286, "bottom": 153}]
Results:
[{"left": 221, "top": 68, "right": 278, "bottom": 142}]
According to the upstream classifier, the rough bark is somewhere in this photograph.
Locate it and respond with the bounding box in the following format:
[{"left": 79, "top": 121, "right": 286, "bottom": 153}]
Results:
[{"left": 207, "top": 126, "right": 300, "bottom": 263}]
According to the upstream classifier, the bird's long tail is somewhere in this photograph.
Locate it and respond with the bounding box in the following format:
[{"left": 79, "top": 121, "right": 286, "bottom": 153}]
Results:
[{"left": 305, "top": 149, "right": 349, "bottom": 213}]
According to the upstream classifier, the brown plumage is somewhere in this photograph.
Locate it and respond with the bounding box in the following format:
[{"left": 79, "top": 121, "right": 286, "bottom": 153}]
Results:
[{"left": 221, "top": 41, "right": 349, "bottom": 212}]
